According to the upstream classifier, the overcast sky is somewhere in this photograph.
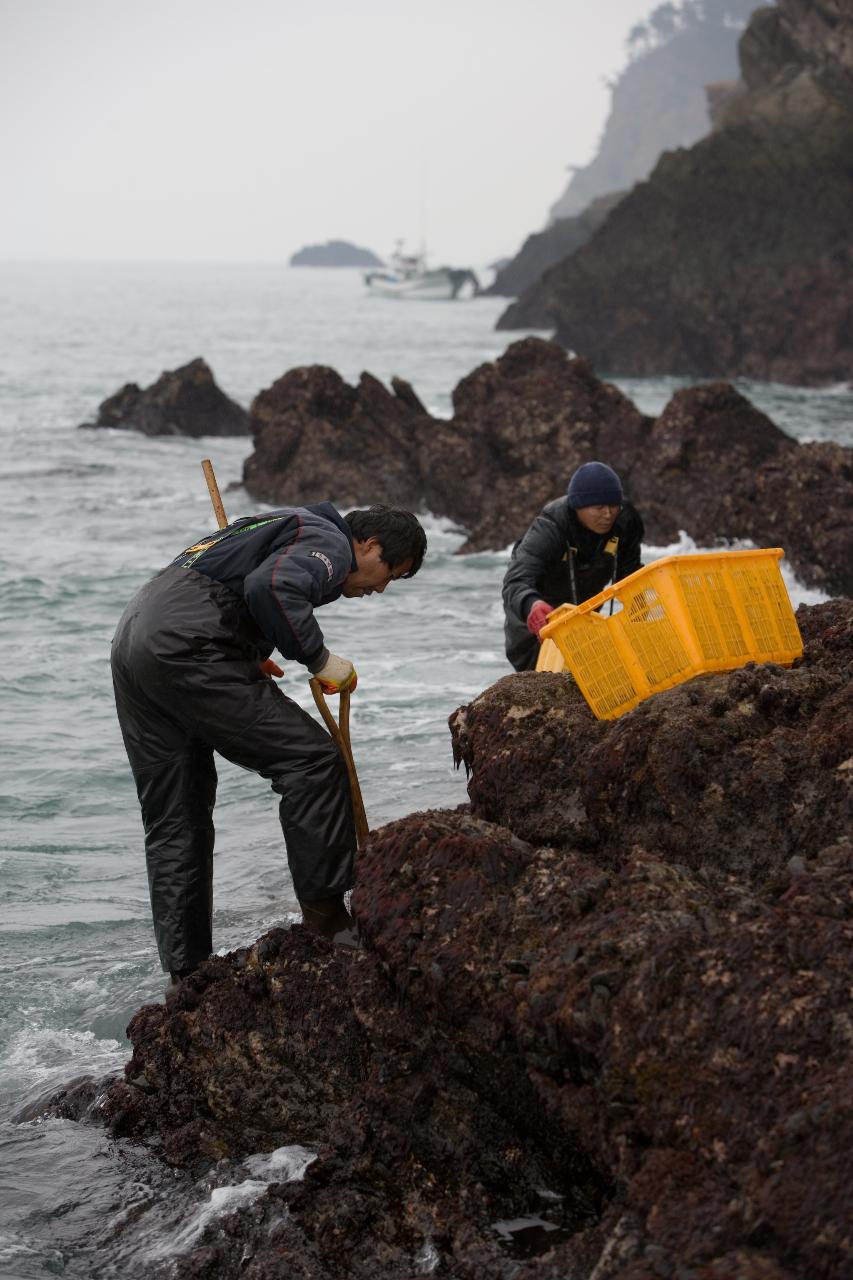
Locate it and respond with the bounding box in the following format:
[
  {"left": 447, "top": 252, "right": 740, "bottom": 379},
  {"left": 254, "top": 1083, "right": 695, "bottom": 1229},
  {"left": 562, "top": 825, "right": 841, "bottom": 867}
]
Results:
[{"left": 1, "top": 0, "right": 658, "bottom": 266}]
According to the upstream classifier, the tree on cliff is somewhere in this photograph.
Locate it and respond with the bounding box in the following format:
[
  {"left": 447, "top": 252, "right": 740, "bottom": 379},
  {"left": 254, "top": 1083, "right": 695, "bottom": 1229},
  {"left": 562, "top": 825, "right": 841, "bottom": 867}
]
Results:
[
  {"left": 549, "top": 0, "right": 751, "bottom": 222},
  {"left": 626, "top": 0, "right": 764, "bottom": 62}
]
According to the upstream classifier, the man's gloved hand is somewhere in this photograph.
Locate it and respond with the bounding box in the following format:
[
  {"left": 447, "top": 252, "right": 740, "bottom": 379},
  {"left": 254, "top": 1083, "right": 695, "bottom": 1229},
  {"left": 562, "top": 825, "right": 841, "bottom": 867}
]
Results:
[
  {"left": 259, "top": 658, "right": 284, "bottom": 678},
  {"left": 526, "top": 599, "right": 553, "bottom": 638},
  {"left": 314, "top": 653, "right": 358, "bottom": 695}
]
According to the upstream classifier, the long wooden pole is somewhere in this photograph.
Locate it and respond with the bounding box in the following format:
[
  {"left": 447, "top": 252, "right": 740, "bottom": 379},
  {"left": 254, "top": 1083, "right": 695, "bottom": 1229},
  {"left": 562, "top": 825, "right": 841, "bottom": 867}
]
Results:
[
  {"left": 200, "top": 458, "right": 369, "bottom": 850},
  {"left": 201, "top": 458, "right": 228, "bottom": 529}
]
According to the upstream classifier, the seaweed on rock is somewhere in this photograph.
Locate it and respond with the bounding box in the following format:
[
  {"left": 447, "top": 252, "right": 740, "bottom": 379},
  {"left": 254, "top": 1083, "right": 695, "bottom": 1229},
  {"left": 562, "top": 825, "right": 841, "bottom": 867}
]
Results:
[{"left": 38, "top": 601, "right": 853, "bottom": 1279}]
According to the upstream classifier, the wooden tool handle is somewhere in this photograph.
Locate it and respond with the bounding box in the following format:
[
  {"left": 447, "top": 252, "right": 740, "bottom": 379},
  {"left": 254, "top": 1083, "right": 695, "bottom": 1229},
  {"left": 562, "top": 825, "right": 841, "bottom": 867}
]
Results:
[
  {"left": 339, "top": 688, "right": 368, "bottom": 846},
  {"left": 309, "top": 676, "right": 343, "bottom": 743},
  {"left": 339, "top": 686, "right": 351, "bottom": 747},
  {"left": 309, "top": 678, "right": 369, "bottom": 850},
  {"left": 201, "top": 458, "right": 228, "bottom": 529}
]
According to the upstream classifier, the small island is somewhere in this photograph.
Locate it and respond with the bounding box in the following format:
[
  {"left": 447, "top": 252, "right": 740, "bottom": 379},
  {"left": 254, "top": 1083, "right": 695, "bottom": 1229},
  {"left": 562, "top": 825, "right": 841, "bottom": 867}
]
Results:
[{"left": 289, "top": 239, "right": 383, "bottom": 267}]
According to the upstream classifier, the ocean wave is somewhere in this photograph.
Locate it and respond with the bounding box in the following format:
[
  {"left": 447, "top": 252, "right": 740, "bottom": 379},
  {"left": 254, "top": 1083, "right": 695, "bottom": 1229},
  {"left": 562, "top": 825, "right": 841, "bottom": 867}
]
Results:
[{"left": 0, "top": 462, "right": 115, "bottom": 482}]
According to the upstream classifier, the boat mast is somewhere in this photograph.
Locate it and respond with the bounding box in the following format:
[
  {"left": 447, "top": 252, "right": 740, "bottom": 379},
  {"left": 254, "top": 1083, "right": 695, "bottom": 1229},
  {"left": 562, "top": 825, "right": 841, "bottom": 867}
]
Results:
[{"left": 418, "top": 158, "right": 429, "bottom": 267}]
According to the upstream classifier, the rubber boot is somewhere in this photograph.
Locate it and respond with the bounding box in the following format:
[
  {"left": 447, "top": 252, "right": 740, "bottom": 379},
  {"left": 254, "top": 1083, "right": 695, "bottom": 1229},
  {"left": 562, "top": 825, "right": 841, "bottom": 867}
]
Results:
[
  {"left": 298, "top": 894, "right": 360, "bottom": 948},
  {"left": 165, "top": 966, "right": 197, "bottom": 996}
]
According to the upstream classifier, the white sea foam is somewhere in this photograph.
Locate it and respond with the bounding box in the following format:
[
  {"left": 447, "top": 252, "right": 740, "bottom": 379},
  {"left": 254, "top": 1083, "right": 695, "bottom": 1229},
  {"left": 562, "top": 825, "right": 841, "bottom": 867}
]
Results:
[
  {"left": 2, "top": 1026, "right": 127, "bottom": 1119},
  {"left": 414, "top": 1232, "right": 441, "bottom": 1273},
  {"left": 643, "top": 530, "right": 829, "bottom": 608},
  {"left": 143, "top": 1145, "right": 316, "bottom": 1261},
  {"left": 144, "top": 1180, "right": 272, "bottom": 1260},
  {"left": 2, "top": 1027, "right": 124, "bottom": 1077},
  {"left": 243, "top": 1143, "right": 316, "bottom": 1181}
]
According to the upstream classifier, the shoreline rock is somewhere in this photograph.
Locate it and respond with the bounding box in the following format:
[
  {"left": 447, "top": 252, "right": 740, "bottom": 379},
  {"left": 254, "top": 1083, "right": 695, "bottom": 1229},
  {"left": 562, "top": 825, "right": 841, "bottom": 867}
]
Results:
[
  {"left": 242, "top": 338, "right": 853, "bottom": 597},
  {"left": 78, "top": 357, "right": 249, "bottom": 438},
  {"left": 36, "top": 598, "right": 853, "bottom": 1279}
]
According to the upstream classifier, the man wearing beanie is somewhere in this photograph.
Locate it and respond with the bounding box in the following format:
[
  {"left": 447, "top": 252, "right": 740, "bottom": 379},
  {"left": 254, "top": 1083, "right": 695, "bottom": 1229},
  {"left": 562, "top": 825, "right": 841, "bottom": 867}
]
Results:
[{"left": 502, "top": 461, "right": 644, "bottom": 671}]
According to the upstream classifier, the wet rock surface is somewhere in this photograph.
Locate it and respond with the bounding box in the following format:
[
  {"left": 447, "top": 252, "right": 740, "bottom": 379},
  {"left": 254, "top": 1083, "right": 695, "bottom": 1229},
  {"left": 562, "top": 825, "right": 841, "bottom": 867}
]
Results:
[
  {"left": 498, "top": 0, "right": 853, "bottom": 386},
  {"left": 487, "top": 192, "right": 625, "bottom": 298},
  {"left": 241, "top": 339, "right": 649, "bottom": 555},
  {"left": 242, "top": 364, "right": 432, "bottom": 512},
  {"left": 79, "top": 357, "right": 250, "bottom": 437},
  {"left": 450, "top": 601, "right": 852, "bottom": 886},
  {"left": 629, "top": 382, "right": 853, "bottom": 596},
  {"left": 39, "top": 600, "right": 853, "bottom": 1279},
  {"left": 242, "top": 338, "right": 853, "bottom": 594}
]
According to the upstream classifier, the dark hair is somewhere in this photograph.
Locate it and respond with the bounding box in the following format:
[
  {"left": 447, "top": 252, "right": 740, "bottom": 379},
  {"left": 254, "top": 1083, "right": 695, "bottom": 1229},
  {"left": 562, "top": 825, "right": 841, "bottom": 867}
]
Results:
[{"left": 344, "top": 506, "right": 427, "bottom": 577}]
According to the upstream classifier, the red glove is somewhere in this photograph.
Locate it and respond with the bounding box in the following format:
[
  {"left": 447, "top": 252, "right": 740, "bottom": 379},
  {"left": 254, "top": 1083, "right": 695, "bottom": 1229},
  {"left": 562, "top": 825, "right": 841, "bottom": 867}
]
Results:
[
  {"left": 526, "top": 599, "right": 553, "bottom": 637},
  {"left": 259, "top": 658, "right": 284, "bottom": 678}
]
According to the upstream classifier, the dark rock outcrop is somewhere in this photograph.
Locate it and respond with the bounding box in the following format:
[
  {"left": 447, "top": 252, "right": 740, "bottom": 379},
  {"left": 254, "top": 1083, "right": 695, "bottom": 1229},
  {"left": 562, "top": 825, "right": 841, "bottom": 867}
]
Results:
[
  {"left": 629, "top": 381, "right": 853, "bottom": 596},
  {"left": 241, "top": 339, "right": 650, "bottom": 554},
  {"left": 449, "top": 600, "right": 852, "bottom": 884},
  {"left": 242, "top": 366, "right": 432, "bottom": 511},
  {"left": 242, "top": 339, "right": 853, "bottom": 595},
  {"left": 430, "top": 340, "right": 650, "bottom": 553},
  {"left": 79, "top": 358, "right": 249, "bottom": 437},
  {"left": 487, "top": 192, "right": 625, "bottom": 298},
  {"left": 39, "top": 600, "right": 853, "bottom": 1279},
  {"left": 289, "top": 239, "right": 383, "bottom": 267},
  {"left": 501, "top": 0, "right": 853, "bottom": 386}
]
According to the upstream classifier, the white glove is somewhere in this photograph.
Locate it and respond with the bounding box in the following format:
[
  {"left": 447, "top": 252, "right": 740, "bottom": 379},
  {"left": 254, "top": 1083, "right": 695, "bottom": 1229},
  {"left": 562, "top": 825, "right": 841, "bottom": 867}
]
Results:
[{"left": 313, "top": 652, "right": 357, "bottom": 694}]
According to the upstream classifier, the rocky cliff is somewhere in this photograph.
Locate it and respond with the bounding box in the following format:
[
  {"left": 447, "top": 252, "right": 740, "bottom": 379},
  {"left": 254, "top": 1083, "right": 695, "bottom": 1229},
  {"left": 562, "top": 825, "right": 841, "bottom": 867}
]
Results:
[
  {"left": 549, "top": 5, "right": 745, "bottom": 223},
  {"left": 242, "top": 339, "right": 853, "bottom": 597},
  {"left": 37, "top": 598, "right": 853, "bottom": 1279},
  {"left": 491, "top": 5, "right": 752, "bottom": 301},
  {"left": 487, "top": 193, "right": 625, "bottom": 299},
  {"left": 499, "top": 0, "right": 853, "bottom": 387}
]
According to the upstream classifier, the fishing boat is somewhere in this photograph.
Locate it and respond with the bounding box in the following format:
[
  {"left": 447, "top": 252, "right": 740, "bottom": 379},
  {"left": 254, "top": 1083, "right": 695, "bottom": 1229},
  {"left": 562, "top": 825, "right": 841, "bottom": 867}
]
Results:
[{"left": 364, "top": 245, "right": 480, "bottom": 301}]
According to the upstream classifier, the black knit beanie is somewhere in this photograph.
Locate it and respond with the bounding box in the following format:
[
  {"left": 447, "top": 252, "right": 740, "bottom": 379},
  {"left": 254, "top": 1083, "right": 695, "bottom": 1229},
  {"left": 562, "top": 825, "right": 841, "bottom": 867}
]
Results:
[{"left": 567, "top": 461, "right": 623, "bottom": 508}]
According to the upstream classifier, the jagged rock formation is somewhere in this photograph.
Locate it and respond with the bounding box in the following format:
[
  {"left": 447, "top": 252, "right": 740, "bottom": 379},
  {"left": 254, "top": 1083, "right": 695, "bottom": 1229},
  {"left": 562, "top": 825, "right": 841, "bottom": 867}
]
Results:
[
  {"left": 79, "top": 358, "right": 249, "bottom": 437},
  {"left": 242, "top": 365, "right": 433, "bottom": 511},
  {"left": 241, "top": 341, "right": 649, "bottom": 554},
  {"left": 487, "top": 193, "right": 625, "bottom": 298},
  {"left": 549, "top": 4, "right": 745, "bottom": 222},
  {"left": 242, "top": 339, "right": 853, "bottom": 596},
  {"left": 289, "top": 239, "right": 383, "bottom": 267},
  {"left": 37, "top": 599, "right": 853, "bottom": 1279},
  {"left": 499, "top": 0, "right": 853, "bottom": 386},
  {"left": 629, "top": 380, "right": 853, "bottom": 596}
]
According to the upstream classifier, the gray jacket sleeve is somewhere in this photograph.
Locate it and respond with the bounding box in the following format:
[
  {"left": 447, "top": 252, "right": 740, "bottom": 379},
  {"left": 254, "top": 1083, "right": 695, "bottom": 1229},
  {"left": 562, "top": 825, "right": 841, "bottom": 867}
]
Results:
[
  {"left": 501, "top": 510, "right": 566, "bottom": 624},
  {"left": 242, "top": 523, "right": 352, "bottom": 668}
]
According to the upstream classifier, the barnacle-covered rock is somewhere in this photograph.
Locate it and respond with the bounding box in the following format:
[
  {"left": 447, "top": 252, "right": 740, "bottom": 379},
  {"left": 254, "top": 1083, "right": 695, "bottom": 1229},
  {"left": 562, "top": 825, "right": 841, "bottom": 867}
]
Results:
[{"left": 36, "top": 600, "right": 853, "bottom": 1279}]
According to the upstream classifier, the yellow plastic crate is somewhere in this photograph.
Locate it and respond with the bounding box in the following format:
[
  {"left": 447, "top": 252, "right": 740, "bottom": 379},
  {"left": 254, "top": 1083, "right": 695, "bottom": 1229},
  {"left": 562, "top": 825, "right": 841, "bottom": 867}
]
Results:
[
  {"left": 538, "top": 549, "right": 803, "bottom": 720},
  {"left": 536, "top": 636, "right": 568, "bottom": 672}
]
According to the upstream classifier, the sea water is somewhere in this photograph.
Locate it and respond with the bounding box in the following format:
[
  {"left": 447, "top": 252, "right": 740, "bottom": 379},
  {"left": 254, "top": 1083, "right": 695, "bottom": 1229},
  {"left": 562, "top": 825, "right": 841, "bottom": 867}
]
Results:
[{"left": 0, "top": 262, "right": 849, "bottom": 1276}]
